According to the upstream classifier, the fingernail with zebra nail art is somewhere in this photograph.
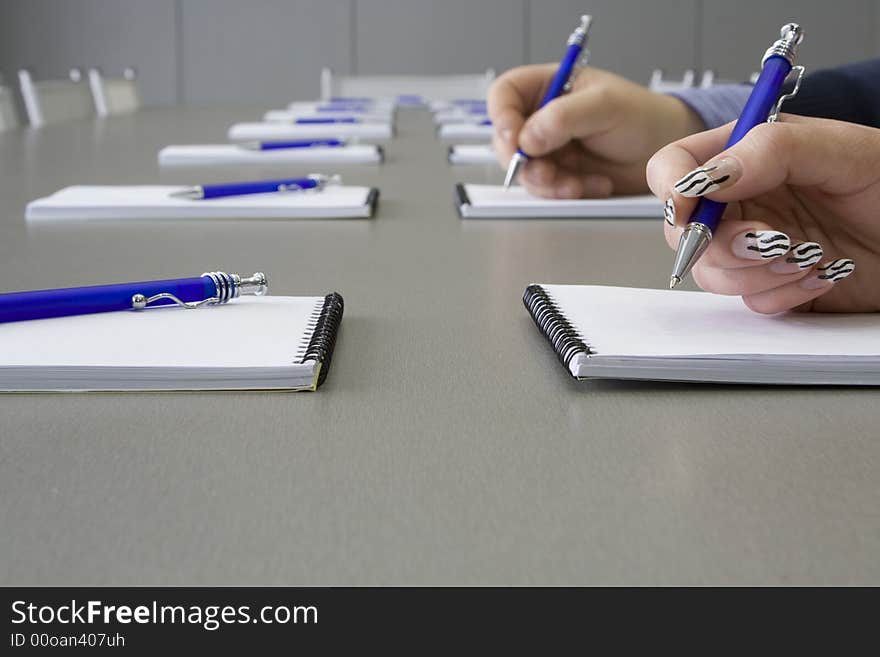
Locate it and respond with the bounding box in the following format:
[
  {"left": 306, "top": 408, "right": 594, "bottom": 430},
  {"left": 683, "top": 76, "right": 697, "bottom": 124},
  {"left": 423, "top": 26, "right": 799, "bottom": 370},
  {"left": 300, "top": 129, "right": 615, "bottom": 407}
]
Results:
[
  {"left": 769, "top": 242, "right": 823, "bottom": 274},
  {"left": 663, "top": 198, "right": 675, "bottom": 226},
  {"left": 800, "top": 259, "right": 855, "bottom": 289},
  {"left": 731, "top": 230, "right": 790, "bottom": 261},
  {"left": 674, "top": 157, "right": 741, "bottom": 197}
]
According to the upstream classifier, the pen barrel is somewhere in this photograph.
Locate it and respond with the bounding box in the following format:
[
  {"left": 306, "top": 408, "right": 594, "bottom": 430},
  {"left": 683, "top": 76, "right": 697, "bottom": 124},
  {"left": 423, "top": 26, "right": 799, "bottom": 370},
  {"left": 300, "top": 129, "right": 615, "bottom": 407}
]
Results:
[
  {"left": 686, "top": 55, "right": 792, "bottom": 234},
  {"left": 539, "top": 42, "right": 583, "bottom": 109},
  {"left": 0, "top": 277, "right": 214, "bottom": 323},
  {"left": 200, "top": 178, "right": 319, "bottom": 198},
  {"left": 316, "top": 105, "right": 370, "bottom": 113},
  {"left": 725, "top": 55, "right": 792, "bottom": 147},
  {"left": 259, "top": 139, "right": 343, "bottom": 150},
  {"left": 295, "top": 117, "right": 357, "bottom": 124}
]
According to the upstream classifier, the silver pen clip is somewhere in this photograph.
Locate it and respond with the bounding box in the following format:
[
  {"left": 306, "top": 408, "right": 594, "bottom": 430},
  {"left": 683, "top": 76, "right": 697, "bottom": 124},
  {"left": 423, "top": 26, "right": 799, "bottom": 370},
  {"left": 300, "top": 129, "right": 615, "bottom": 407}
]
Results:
[
  {"left": 131, "top": 271, "right": 268, "bottom": 311},
  {"left": 563, "top": 15, "right": 593, "bottom": 93},
  {"left": 131, "top": 292, "right": 218, "bottom": 310},
  {"left": 767, "top": 65, "right": 805, "bottom": 123}
]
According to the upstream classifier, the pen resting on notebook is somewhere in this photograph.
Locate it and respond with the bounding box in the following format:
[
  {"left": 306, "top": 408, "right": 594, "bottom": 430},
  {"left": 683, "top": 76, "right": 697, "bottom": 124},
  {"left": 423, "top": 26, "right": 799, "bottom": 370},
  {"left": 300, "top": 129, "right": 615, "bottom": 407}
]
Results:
[
  {"left": 170, "top": 174, "right": 341, "bottom": 200},
  {"left": 0, "top": 271, "right": 267, "bottom": 323}
]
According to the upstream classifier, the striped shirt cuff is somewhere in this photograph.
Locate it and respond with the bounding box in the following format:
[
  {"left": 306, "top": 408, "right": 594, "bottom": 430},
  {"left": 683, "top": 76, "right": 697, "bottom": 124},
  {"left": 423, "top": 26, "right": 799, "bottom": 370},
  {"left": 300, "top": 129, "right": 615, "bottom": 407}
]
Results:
[{"left": 666, "top": 84, "right": 752, "bottom": 130}]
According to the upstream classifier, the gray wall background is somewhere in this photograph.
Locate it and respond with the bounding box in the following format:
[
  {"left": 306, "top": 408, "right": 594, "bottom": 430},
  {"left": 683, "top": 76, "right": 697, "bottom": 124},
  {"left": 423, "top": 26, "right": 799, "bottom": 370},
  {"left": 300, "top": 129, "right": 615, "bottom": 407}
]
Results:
[{"left": 1, "top": 0, "right": 878, "bottom": 107}]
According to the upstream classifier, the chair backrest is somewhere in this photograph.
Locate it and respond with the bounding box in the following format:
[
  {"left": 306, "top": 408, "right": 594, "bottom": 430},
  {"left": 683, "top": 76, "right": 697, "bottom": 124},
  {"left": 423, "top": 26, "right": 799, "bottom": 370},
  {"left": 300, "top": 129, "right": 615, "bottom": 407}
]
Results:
[
  {"left": 88, "top": 67, "right": 141, "bottom": 117},
  {"left": 648, "top": 69, "right": 696, "bottom": 93},
  {"left": 0, "top": 84, "right": 20, "bottom": 132},
  {"left": 320, "top": 67, "right": 496, "bottom": 102},
  {"left": 699, "top": 70, "right": 715, "bottom": 89},
  {"left": 18, "top": 68, "right": 94, "bottom": 127}
]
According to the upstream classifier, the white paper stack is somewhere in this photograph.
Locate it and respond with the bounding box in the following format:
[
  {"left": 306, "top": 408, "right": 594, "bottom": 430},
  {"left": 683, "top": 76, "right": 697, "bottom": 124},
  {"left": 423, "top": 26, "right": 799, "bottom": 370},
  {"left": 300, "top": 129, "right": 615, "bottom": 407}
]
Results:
[
  {"left": 525, "top": 285, "right": 880, "bottom": 384},
  {"left": 0, "top": 296, "right": 339, "bottom": 391},
  {"left": 26, "top": 185, "right": 379, "bottom": 221},
  {"left": 448, "top": 144, "right": 497, "bottom": 165},
  {"left": 433, "top": 110, "right": 489, "bottom": 125},
  {"left": 229, "top": 122, "right": 393, "bottom": 141},
  {"left": 158, "top": 144, "right": 383, "bottom": 167},
  {"left": 456, "top": 184, "right": 663, "bottom": 219},
  {"left": 264, "top": 109, "right": 393, "bottom": 123},
  {"left": 438, "top": 123, "right": 493, "bottom": 142}
]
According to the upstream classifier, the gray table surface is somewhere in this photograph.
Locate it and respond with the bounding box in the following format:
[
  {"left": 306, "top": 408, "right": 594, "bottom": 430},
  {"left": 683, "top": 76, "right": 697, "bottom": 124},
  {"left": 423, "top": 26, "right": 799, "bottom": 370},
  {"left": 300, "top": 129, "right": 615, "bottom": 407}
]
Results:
[{"left": 1, "top": 108, "right": 878, "bottom": 586}]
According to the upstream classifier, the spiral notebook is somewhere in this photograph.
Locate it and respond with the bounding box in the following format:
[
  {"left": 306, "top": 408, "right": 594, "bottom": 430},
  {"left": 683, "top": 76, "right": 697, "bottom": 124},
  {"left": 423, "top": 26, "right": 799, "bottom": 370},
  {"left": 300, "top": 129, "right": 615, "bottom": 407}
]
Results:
[
  {"left": 456, "top": 184, "right": 662, "bottom": 218},
  {"left": 26, "top": 185, "right": 379, "bottom": 221},
  {"left": 0, "top": 293, "right": 343, "bottom": 391},
  {"left": 524, "top": 285, "right": 880, "bottom": 385},
  {"left": 158, "top": 144, "right": 383, "bottom": 167}
]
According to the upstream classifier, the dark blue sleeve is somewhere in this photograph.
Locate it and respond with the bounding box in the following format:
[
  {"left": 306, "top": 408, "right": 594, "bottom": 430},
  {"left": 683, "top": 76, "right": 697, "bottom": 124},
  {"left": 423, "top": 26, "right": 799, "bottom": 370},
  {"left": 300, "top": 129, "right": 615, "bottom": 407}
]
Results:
[{"left": 784, "top": 59, "right": 880, "bottom": 128}]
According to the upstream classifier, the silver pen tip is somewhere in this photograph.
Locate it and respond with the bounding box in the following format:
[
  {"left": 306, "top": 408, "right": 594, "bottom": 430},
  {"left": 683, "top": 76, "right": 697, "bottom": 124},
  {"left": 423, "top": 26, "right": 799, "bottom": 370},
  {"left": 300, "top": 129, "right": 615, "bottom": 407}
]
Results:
[
  {"left": 503, "top": 153, "right": 524, "bottom": 189},
  {"left": 669, "top": 276, "right": 681, "bottom": 289},
  {"left": 169, "top": 188, "right": 201, "bottom": 199}
]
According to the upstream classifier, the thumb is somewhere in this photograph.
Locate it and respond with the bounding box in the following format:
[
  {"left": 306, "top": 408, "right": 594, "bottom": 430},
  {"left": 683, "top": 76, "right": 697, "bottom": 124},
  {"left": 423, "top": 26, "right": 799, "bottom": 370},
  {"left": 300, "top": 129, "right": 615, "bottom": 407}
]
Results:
[
  {"left": 670, "top": 116, "right": 880, "bottom": 202},
  {"left": 518, "top": 87, "right": 618, "bottom": 157}
]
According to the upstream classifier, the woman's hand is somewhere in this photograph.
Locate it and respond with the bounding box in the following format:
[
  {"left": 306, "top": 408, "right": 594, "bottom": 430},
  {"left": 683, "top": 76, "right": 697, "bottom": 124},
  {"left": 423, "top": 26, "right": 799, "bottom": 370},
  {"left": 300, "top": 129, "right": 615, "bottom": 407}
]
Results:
[
  {"left": 648, "top": 115, "right": 880, "bottom": 313},
  {"left": 487, "top": 64, "right": 704, "bottom": 198}
]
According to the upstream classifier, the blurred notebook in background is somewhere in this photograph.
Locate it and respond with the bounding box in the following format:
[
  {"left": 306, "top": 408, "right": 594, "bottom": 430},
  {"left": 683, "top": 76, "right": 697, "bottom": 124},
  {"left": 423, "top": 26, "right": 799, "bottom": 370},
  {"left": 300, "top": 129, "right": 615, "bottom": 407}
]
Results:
[
  {"left": 456, "top": 184, "right": 662, "bottom": 218},
  {"left": 523, "top": 285, "right": 880, "bottom": 384},
  {"left": 0, "top": 293, "right": 343, "bottom": 391},
  {"left": 158, "top": 144, "right": 383, "bottom": 167},
  {"left": 448, "top": 144, "right": 497, "bottom": 165},
  {"left": 228, "top": 122, "right": 393, "bottom": 141},
  {"left": 27, "top": 185, "right": 379, "bottom": 220},
  {"left": 438, "top": 123, "right": 493, "bottom": 142}
]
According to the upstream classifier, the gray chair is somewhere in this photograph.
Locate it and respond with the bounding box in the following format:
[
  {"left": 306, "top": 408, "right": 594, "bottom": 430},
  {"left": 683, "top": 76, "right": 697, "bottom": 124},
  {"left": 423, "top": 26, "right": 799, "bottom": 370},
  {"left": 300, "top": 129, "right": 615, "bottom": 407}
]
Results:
[
  {"left": 648, "top": 69, "right": 695, "bottom": 92},
  {"left": 88, "top": 67, "right": 141, "bottom": 117},
  {"left": 0, "top": 83, "right": 20, "bottom": 132},
  {"left": 18, "top": 68, "right": 95, "bottom": 127}
]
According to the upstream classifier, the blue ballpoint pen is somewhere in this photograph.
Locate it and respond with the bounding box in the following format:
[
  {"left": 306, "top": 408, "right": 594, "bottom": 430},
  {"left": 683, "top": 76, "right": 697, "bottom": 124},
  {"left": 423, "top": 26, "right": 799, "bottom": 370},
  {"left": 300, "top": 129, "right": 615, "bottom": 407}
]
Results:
[
  {"left": 294, "top": 117, "right": 359, "bottom": 124},
  {"left": 170, "top": 174, "right": 340, "bottom": 200},
  {"left": 240, "top": 139, "right": 346, "bottom": 151},
  {"left": 316, "top": 104, "right": 371, "bottom": 113},
  {"left": 503, "top": 14, "right": 593, "bottom": 189},
  {"left": 0, "top": 271, "right": 268, "bottom": 324},
  {"left": 669, "top": 24, "right": 804, "bottom": 288}
]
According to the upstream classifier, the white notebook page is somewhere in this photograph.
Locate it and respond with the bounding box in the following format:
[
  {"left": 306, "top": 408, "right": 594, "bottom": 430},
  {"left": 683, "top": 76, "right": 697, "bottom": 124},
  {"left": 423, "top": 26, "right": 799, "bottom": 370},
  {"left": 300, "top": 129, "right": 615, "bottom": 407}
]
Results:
[
  {"left": 26, "top": 185, "right": 375, "bottom": 220},
  {"left": 543, "top": 285, "right": 880, "bottom": 359},
  {"left": 0, "top": 296, "right": 322, "bottom": 368},
  {"left": 461, "top": 184, "right": 662, "bottom": 218}
]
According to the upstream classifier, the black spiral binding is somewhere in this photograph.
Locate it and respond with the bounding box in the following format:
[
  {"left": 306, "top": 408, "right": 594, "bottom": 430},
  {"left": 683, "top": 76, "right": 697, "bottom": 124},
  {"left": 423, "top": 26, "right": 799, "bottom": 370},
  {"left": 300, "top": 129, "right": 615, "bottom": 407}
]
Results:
[
  {"left": 299, "top": 292, "right": 344, "bottom": 387},
  {"left": 522, "top": 285, "right": 592, "bottom": 372}
]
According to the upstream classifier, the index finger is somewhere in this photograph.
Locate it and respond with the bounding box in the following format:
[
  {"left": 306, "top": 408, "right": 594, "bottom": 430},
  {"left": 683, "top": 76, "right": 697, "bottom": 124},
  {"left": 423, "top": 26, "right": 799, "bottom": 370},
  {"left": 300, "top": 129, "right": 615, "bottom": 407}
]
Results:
[
  {"left": 646, "top": 121, "right": 734, "bottom": 202},
  {"left": 487, "top": 64, "right": 556, "bottom": 164}
]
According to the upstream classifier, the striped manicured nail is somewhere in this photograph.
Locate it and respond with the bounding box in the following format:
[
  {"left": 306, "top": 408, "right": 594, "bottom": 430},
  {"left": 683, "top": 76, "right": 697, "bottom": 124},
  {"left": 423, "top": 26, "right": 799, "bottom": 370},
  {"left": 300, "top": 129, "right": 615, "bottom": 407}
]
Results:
[
  {"left": 663, "top": 198, "right": 675, "bottom": 226},
  {"left": 674, "top": 157, "right": 741, "bottom": 197},
  {"left": 769, "top": 241, "right": 823, "bottom": 274},
  {"left": 731, "top": 230, "right": 790, "bottom": 260},
  {"left": 800, "top": 259, "right": 855, "bottom": 289}
]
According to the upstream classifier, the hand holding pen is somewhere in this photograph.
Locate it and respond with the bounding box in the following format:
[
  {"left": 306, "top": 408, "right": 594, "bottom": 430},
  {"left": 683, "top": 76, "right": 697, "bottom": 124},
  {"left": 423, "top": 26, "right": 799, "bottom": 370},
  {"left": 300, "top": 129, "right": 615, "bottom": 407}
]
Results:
[
  {"left": 487, "top": 29, "right": 705, "bottom": 198},
  {"left": 501, "top": 15, "right": 593, "bottom": 188},
  {"left": 649, "top": 26, "right": 877, "bottom": 314}
]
